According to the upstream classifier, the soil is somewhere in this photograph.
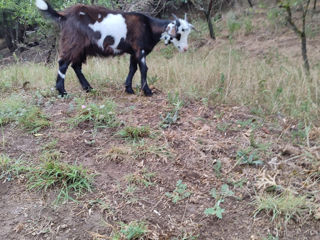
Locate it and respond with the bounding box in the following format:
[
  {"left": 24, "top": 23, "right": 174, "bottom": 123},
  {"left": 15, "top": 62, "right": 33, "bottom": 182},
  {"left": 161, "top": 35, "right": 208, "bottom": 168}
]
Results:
[{"left": 0, "top": 86, "right": 319, "bottom": 239}]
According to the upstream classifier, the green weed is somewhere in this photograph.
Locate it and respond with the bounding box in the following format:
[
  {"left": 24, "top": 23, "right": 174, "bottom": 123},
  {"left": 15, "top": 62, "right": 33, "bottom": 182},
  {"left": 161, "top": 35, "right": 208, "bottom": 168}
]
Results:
[
  {"left": 166, "top": 180, "right": 192, "bottom": 204},
  {"left": 160, "top": 92, "right": 184, "bottom": 129},
  {"left": 28, "top": 160, "right": 94, "bottom": 203},
  {"left": 111, "top": 221, "right": 148, "bottom": 240},
  {"left": 117, "top": 125, "right": 151, "bottom": 142},
  {"left": 236, "top": 148, "right": 264, "bottom": 166},
  {"left": 204, "top": 199, "right": 225, "bottom": 219},
  {"left": 70, "top": 99, "right": 118, "bottom": 128},
  {"left": 205, "top": 184, "right": 235, "bottom": 219}
]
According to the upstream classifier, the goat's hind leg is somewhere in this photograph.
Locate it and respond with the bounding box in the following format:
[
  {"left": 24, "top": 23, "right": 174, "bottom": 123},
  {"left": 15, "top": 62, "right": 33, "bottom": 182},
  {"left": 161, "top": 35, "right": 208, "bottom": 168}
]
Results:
[
  {"left": 125, "top": 55, "right": 138, "bottom": 94},
  {"left": 56, "top": 59, "right": 70, "bottom": 96},
  {"left": 72, "top": 62, "right": 93, "bottom": 93}
]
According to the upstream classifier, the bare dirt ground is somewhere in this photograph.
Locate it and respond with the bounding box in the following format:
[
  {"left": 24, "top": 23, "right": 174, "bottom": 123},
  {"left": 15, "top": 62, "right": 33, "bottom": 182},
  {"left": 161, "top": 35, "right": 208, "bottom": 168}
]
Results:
[{"left": 0, "top": 84, "right": 319, "bottom": 239}]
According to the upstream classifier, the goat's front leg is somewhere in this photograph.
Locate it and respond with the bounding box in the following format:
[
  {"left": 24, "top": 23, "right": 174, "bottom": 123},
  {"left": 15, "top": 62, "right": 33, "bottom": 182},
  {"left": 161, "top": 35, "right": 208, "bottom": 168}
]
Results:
[
  {"left": 138, "top": 50, "right": 152, "bottom": 96},
  {"left": 56, "top": 59, "right": 70, "bottom": 96},
  {"left": 125, "top": 55, "right": 138, "bottom": 94},
  {"left": 72, "top": 62, "right": 93, "bottom": 92}
]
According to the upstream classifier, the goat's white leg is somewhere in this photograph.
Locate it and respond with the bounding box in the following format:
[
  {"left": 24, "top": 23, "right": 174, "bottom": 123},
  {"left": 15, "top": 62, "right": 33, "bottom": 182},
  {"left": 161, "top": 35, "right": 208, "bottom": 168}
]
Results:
[{"left": 56, "top": 59, "right": 70, "bottom": 96}]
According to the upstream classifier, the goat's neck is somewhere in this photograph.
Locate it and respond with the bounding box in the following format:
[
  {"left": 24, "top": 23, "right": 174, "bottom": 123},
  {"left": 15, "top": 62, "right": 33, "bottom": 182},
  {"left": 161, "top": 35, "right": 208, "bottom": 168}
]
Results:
[{"left": 149, "top": 17, "right": 171, "bottom": 42}]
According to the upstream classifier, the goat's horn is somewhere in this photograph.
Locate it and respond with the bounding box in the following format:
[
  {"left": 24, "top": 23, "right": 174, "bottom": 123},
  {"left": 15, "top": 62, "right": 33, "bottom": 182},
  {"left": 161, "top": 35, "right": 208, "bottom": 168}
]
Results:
[
  {"left": 172, "top": 13, "right": 178, "bottom": 20},
  {"left": 189, "top": 24, "right": 199, "bottom": 32},
  {"left": 184, "top": 13, "right": 187, "bottom": 21}
]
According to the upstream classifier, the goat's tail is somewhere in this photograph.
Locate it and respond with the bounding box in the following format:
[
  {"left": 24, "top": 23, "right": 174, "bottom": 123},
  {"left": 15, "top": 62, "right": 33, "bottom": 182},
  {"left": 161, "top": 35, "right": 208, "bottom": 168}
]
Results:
[{"left": 36, "top": 0, "right": 65, "bottom": 23}]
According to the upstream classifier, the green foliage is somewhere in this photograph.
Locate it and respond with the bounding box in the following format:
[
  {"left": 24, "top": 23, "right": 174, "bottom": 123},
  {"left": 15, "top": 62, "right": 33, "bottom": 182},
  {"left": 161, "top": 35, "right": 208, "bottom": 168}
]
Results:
[
  {"left": 236, "top": 148, "right": 264, "bottom": 166},
  {"left": 28, "top": 160, "right": 94, "bottom": 203},
  {"left": 0, "top": 95, "right": 50, "bottom": 133},
  {"left": 205, "top": 184, "right": 234, "bottom": 219},
  {"left": 160, "top": 92, "right": 184, "bottom": 128},
  {"left": 213, "top": 160, "right": 222, "bottom": 177},
  {"left": 210, "top": 184, "right": 234, "bottom": 200},
  {"left": 166, "top": 180, "right": 192, "bottom": 204},
  {"left": 70, "top": 99, "right": 118, "bottom": 128},
  {"left": 111, "top": 221, "right": 147, "bottom": 240},
  {"left": 117, "top": 125, "right": 151, "bottom": 142},
  {"left": 204, "top": 199, "right": 225, "bottom": 219}
]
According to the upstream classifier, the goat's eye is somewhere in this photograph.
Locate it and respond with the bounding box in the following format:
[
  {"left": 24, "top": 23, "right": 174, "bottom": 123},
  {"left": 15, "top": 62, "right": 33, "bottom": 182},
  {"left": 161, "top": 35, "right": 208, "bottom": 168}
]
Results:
[{"left": 182, "top": 29, "right": 185, "bottom": 32}]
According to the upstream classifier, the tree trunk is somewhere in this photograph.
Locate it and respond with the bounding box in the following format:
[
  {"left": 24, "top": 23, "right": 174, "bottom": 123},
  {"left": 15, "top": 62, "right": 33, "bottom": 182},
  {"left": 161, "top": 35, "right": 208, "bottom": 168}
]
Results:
[
  {"left": 206, "top": 13, "right": 215, "bottom": 39},
  {"left": 301, "top": 32, "right": 310, "bottom": 75}
]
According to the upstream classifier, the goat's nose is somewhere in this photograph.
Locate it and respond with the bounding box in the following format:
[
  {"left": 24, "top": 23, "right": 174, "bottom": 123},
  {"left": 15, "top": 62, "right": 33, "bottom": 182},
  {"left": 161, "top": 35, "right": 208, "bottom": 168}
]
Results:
[{"left": 183, "top": 47, "right": 188, "bottom": 52}]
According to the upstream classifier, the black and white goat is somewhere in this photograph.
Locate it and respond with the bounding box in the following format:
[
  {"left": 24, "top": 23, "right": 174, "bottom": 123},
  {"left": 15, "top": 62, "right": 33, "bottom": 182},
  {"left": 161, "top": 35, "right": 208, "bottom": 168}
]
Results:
[{"left": 36, "top": 0, "right": 194, "bottom": 96}]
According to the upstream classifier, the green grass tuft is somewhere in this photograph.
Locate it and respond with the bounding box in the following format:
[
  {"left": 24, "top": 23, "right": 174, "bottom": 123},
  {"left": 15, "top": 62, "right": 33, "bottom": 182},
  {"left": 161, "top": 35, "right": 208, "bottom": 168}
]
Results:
[
  {"left": 117, "top": 125, "right": 151, "bottom": 142},
  {"left": 254, "top": 191, "right": 314, "bottom": 225},
  {"left": 70, "top": 99, "right": 118, "bottom": 128},
  {"left": 28, "top": 160, "right": 94, "bottom": 203}
]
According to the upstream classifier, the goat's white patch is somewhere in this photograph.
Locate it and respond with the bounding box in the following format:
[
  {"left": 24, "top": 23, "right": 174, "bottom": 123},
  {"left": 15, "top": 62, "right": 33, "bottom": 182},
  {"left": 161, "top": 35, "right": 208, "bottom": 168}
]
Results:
[
  {"left": 58, "top": 70, "right": 65, "bottom": 79},
  {"left": 141, "top": 50, "right": 146, "bottom": 64},
  {"left": 36, "top": 0, "right": 48, "bottom": 11},
  {"left": 79, "top": 12, "right": 86, "bottom": 15},
  {"left": 88, "top": 14, "right": 127, "bottom": 52}
]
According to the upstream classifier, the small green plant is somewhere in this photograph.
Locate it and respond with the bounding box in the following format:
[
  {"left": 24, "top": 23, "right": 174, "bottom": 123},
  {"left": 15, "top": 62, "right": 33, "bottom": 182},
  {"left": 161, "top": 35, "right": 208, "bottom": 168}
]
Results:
[
  {"left": 117, "top": 125, "right": 151, "bottom": 142},
  {"left": 160, "top": 92, "right": 184, "bottom": 128},
  {"left": 205, "top": 184, "right": 234, "bottom": 219},
  {"left": 204, "top": 199, "right": 225, "bottom": 219},
  {"left": 254, "top": 191, "right": 314, "bottom": 225},
  {"left": 213, "top": 160, "right": 222, "bottom": 177},
  {"left": 70, "top": 99, "right": 118, "bottom": 128},
  {"left": 236, "top": 148, "right": 264, "bottom": 166},
  {"left": 28, "top": 160, "right": 94, "bottom": 203},
  {"left": 166, "top": 180, "right": 192, "bottom": 204},
  {"left": 111, "top": 221, "right": 148, "bottom": 240}
]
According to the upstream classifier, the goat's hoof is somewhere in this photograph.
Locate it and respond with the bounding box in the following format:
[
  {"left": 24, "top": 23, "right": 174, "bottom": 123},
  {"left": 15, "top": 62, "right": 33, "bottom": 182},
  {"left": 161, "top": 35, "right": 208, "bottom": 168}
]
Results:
[
  {"left": 143, "top": 89, "right": 153, "bottom": 96},
  {"left": 58, "top": 91, "right": 68, "bottom": 97},
  {"left": 85, "top": 87, "right": 94, "bottom": 93},
  {"left": 125, "top": 87, "right": 135, "bottom": 94}
]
